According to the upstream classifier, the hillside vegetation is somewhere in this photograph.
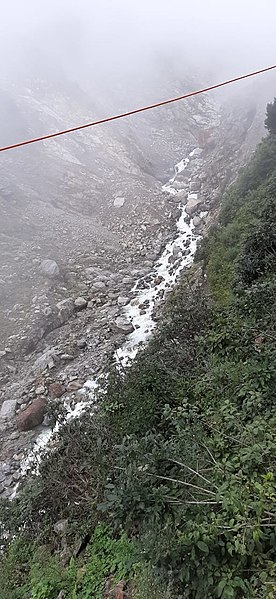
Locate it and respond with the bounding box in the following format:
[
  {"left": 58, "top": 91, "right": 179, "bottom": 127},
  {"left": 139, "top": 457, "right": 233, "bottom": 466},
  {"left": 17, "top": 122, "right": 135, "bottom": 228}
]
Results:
[{"left": 0, "top": 101, "right": 276, "bottom": 599}]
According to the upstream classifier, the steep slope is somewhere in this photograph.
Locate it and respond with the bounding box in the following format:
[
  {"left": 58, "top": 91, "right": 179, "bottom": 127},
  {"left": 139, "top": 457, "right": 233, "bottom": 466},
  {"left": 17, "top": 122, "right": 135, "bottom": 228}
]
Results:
[{"left": 0, "top": 98, "right": 276, "bottom": 598}]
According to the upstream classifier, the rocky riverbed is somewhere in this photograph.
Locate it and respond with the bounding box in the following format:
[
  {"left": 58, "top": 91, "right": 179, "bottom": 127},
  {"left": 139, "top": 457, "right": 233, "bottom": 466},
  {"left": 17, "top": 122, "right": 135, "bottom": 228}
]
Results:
[{"left": 0, "top": 141, "right": 210, "bottom": 496}]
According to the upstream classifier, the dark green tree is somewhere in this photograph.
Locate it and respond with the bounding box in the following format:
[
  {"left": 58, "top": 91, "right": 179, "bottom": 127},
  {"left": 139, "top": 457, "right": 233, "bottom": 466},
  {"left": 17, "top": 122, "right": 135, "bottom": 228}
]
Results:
[{"left": 265, "top": 97, "right": 276, "bottom": 134}]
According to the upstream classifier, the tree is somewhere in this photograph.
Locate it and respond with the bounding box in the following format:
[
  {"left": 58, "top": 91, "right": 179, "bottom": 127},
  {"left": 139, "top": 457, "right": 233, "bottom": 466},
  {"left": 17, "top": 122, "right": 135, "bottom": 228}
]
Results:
[{"left": 265, "top": 97, "right": 276, "bottom": 134}]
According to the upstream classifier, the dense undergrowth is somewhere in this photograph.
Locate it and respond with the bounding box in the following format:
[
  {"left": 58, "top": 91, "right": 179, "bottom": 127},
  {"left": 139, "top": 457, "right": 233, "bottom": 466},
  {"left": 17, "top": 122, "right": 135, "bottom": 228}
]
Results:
[{"left": 0, "top": 106, "right": 276, "bottom": 598}]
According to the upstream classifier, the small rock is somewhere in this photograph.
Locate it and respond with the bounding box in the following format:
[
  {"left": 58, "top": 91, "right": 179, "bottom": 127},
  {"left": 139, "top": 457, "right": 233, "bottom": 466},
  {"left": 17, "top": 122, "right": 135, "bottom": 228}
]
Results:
[
  {"left": 74, "top": 297, "right": 87, "bottom": 310},
  {"left": 35, "top": 385, "right": 46, "bottom": 395},
  {"left": 39, "top": 259, "right": 60, "bottom": 279},
  {"left": 53, "top": 519, "right": 68, "bottom": 536},
  {"left": 92, "top": 281, "right": 107, "bottom": 291},
  {"left": 173, "top": 245, "right": 182, "bottom": 256},
  {"left": 190, "top": 180, "right": 201, "bottom": 192},
  {"left": 146, "top": 253, "right": 157, "bottom": 261},
  {"left": 113, "top": 196, "right": 125, "bottom": 207},
  {"left": 42, "top": 414, "right": 52, "bottom": 427},
  {"left": 143, "top": 260, "right": 153, "bottom": 268},
  {"left": 67, "top": 380, "right": 83, "bottom": 392},
  {"left": 76, "top": 339, "right": 87, "bottom": 349},
  {"left": 60, "top": 354, "right": 74, "bottom": 361},
  {"left": 154, "top": 275, "right": 164, "bottom": 285}
]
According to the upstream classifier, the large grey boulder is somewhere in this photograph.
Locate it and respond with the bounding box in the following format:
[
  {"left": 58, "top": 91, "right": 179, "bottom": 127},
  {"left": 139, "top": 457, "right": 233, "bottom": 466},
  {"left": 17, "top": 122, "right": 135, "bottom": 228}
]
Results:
[
  {"left": 177, "top": 190, "right": 188, "bottom": 204},
  {"left": 193, "top": 215, "right": 202, "bottom": 227},
  {"left": 186, "top": 197, "right": 202, "bottom": 216},
  {"left": 114, "top": 317, "right": 134, "bottom": 334},
  {"left": 0, "top": 400, "right": 17, "bottom": 420},
  {"left": 40, "top": 259, "right": 60, "bottom": 278},
  {"left": 56, "top": 298, "right": 74, "bottom": 323},
  {"left": 32, "top": 348, "right": 57, "bottom": 373}
]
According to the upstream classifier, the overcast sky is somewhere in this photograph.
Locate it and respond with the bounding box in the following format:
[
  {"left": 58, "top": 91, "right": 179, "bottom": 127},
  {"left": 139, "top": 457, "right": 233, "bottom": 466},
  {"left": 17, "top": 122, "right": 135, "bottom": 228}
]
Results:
[{"left": 0, "top": 1, "right": 275, "bottom": 101}]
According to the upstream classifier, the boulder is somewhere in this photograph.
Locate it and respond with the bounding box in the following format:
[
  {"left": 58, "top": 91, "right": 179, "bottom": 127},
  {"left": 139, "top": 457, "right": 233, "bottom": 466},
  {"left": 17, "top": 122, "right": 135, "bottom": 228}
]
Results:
[
  {"left": 76, "top": 339, "right": 87, "bottom": 349},
  {"left": 193, "top": 216, "right": 202, "bottom": 227},
  {"left": 114, "top": 197, "right": 125, "bottom": 207},
  {"left": 35, "top": 385, "right": 46, "bottom": 395},
  {"left": 92, "top": 281, "right": 106, "bottom": 291},
  {"left": 32, "top": 348, "right": 57, "bottom": 373},
  {"left": 56, "top": 299, "right": 74, "bottom": 323},
  {"left": 67, "top": 380, "right": 83, "bottom": 392},
  {"left": 154, "top": 275, "right": 164, "bottom": 285},
  {"left": 0, "top": 400, "right": 17, "bottom": 420},
  {"left": 53, "top": 519, "right": 68, "bottom": 536},
  {"left": 145, "top": 253, "right": 157, "bottom": 261},
  {"left": 74, "top": 297, "right": 87, "bottom": 310},
  {"left": 39, "top": 259, "right": 60, "bottom": 278},
  {"left": 190, "top": 180, "right": 201, "bottom": 192},
  {"left": 48, "top": 382, "right": 65, "bottom": 398},
  {"left": 114, "top": 317, "right": 134, "bottom": 334},
  {"left": 186, "top": 197, "right": 202, "bottom": 216},
  {"left": 173, "top": 245, "right": 182, "bottom": 256},
  {"left": 171, "top": 181, "right": 183, "bottom": 190},
  {"left": 177, "top": 190, "right": 188, "bottom": 204},
  {"left": 117, "top": 296, "right": 130, "bottom": 307},
  {"left": 17, "top": 399, "right": 46, "bottom": 431}
]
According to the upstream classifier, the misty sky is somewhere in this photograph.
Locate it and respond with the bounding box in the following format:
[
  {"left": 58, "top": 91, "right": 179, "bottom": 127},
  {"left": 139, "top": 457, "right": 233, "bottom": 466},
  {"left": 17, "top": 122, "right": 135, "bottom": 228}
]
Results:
[
  {"left": 1, "top": 2, "right": 275, "bottom": 71},
  {"left": 0, "top": 1, "right": 275, "bottom": 109}
]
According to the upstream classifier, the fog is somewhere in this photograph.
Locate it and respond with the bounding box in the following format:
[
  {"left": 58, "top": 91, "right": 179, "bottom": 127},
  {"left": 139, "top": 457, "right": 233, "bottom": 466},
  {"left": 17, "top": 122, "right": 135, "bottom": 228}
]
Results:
[{"left": 0, "top": 0, "right": 275, "bottom": 105}]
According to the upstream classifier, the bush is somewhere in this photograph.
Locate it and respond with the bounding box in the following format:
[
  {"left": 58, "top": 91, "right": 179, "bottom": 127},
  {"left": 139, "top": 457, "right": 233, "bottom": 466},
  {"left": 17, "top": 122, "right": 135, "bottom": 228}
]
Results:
[{"left": 265, "top": 97, "right": 276, "bottom": 135}]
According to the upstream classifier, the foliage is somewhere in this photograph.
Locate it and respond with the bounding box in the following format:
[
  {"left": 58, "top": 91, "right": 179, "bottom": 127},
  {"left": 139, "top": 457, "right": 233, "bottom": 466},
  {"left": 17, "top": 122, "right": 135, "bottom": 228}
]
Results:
[
  {"left": 0, "top": 525, "right": 137, "bottom": 599},
  {"left": 265, "top": 97, "right": 276, "bottom": 135}
]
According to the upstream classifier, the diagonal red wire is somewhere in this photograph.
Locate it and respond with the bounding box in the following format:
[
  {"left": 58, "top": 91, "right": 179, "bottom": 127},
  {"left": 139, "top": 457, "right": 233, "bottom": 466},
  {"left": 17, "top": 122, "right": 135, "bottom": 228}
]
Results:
[{"left": 1, "top": 64, "right": 276, "bottom": 153}]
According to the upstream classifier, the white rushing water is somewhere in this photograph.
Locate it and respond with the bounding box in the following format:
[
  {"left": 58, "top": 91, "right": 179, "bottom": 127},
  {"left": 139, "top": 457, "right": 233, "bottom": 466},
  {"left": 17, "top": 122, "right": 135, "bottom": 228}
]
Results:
[
  {"left": 17, "top": 148, "right": 203, "bottom": 480},
  {"left": 116, "top": 207, "right": 197, "bottom": 365},
  {"left": 116, "top": 150, "right": 202, "bottom": 365}
]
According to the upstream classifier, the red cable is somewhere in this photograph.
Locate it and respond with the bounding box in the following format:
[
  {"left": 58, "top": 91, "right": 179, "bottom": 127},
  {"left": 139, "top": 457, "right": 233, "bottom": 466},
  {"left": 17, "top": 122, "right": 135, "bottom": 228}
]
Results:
[{"left": 1, "top": 64, "right": 276, "bottom": 153}]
